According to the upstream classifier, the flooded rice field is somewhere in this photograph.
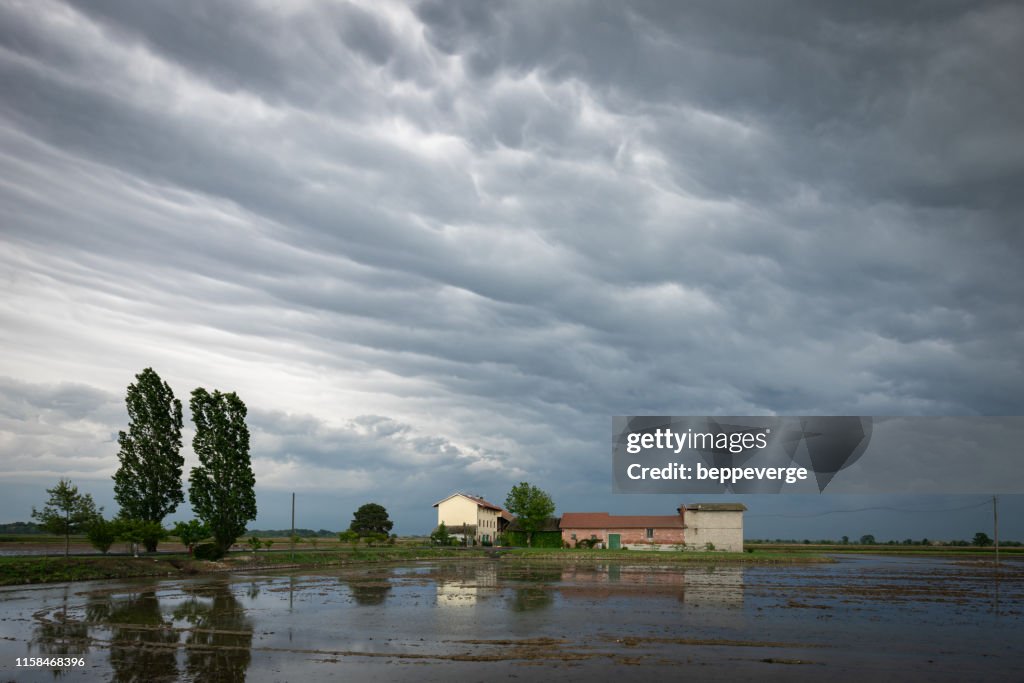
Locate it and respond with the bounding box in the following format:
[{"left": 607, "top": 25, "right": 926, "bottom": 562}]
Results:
[{"left": 1, "top": 555, "right": 1022, "bottom": 681}]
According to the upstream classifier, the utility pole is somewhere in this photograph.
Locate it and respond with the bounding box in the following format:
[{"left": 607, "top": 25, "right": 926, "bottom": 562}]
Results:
[
  {"left": 993, "top": 495, "right": 999, "bottom": 569},
  {"left": 291, "top": 492, "right": 296, "bottom": 563}
]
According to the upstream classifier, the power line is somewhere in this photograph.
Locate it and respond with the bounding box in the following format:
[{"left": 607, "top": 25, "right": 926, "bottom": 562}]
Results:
[{"left": 747, "top": 499, "right": 991, "bottom": 519}]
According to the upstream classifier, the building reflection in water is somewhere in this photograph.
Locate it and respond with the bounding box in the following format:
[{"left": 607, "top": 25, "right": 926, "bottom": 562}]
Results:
[
  {"left": 429, "top": 562, "right": 740, "bottom": 614},
  {"left": 556, "top": 563, "right": 744, "bottom": 608},
  {"left": 679, "top": 566, "right": 744, "bottom": 608},
  {"left": 435, "top": 563, "right": 498, "bottom": 607}
]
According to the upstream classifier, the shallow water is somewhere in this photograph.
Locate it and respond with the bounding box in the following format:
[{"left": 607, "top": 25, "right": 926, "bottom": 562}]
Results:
[{"left": 0, "top": 555, "right": 1021, "bottom": 681}]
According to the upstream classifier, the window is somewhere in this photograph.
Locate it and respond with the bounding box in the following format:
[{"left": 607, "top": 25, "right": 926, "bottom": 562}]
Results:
[
  {"left": 570, "top": 533, "right": 576, "bottom": 540},
  {"left": 646, "top": 528, "right": 654, "bottom": 539}
]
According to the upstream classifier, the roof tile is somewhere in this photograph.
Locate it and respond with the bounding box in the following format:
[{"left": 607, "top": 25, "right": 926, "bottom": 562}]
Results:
[{"left": 559, "top": 512, "right": 683, "bottom": 529}]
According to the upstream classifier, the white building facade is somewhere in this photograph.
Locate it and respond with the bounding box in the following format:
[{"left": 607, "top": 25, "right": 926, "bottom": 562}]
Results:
[
  {"left": 433, "top": 492, "right": 503, "bottom": 544},
  {"left": 679, "top": 503, "right": 746, "bottom": 552}
]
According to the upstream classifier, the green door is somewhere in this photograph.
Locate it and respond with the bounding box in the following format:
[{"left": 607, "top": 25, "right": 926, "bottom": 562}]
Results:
[{"left": 608, "top": 534, "right": 621, "bottom": 550}]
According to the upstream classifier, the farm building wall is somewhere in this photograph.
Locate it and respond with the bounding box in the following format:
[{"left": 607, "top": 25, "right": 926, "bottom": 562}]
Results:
[
  {"left": 560, "top": 525, "right": 685, "bottom": 549},
  {"left": 684, "top": 509, "right": 744, "bottom": 552}
]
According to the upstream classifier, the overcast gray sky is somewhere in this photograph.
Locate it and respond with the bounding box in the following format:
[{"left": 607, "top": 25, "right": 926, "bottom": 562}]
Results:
[{"left": 1, "top": 1, "right": 1021, "bottom": 539}]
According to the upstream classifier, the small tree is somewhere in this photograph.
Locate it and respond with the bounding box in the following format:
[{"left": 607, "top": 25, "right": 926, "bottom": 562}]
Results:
[
  {"left": 137, "top": 520, "right": 168, "bottom": 553},
  {"left": 973, "top": 532, "right": 993, "bottom": 547},
  {"left": 86, "top": 516, "right": 118, "bottom": 554},
  {"left": 448, "top": 524, "right": 476, "bottom": 546},
  {"left": 247, "top": 536, "right": 263, "bottom": 553},
  {"left": 116, "top": 518, "right": 167, "bottom": 557},
  {"left": 504, "top": 482, "right": 555, "bottom": 547},
  {"left": 338, "top": 530, "right": 359, "bottom": 547},
  {"left": 349, "top": 503, "right": 394, "bottom": 538},
  {"left": 32, "top": 479, "right": 100, "bottom": 558},
  {"left": 172, "top": 520, "right": 210, "bottom": 556},
  {"left": 431, "top": 522, "right": 451, "bottom": 546},
  {"left": 859, "top": 534, "right": 876, "bottom": 545},
  {"left": 115, "top": 518, "right": 144, "bottom": 558}
]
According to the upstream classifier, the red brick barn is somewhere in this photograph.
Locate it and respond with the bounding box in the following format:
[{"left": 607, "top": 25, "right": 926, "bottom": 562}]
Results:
[{"left": 559, "top": 512, "right": 685, "bottom": 550}]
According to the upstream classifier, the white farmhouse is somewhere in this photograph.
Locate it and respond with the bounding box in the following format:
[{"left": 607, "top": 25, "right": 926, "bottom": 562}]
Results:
[{"left": 433, "top": 492, "right": 506, "bottom": 545}]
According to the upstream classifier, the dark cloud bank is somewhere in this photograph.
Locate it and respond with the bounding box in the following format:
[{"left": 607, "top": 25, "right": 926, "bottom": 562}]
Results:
[{"left": 0, "top": 1, "right": 1021, "bottom": 538}]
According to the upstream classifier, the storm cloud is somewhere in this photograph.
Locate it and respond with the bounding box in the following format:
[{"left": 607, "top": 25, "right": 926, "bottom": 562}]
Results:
[{"left": 1, "top": 0, "right": 1021, "bottom": 536}]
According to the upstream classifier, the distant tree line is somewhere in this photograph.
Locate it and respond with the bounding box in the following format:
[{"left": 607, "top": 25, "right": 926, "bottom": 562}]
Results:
[
  {"left": 0, "top": 522, "right": 44, "bottom": 535},
  {"left": 747, "top": 535, "right": 1019, "bottom": 547},
  {"left": 246, "top": 528, "right": 338, "bottom": 538}
]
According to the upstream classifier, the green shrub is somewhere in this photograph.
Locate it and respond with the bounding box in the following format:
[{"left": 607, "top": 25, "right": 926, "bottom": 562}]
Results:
[
  {"left": 86, "top": 517, "right": 117, "bottom": 554},
  {"left": 506, "top": 530, "right": 562, "bottom": 548},
  {"left": 429, "top": 523, "right": 450, "bottom": 546},
  {"left": 172, "top": 520, "right": 210, "bottom": 555},
  {"left": 114, "top": 518, "right": 168, "bottom": 555},
  {"left": 193, "top": 543, "right": 223, "bottom": 561}
]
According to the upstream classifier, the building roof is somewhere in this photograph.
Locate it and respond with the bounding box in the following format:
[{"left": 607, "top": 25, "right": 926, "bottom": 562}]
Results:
[
  {"left": 682, "top": 503, "right": 747, "bottom": 512},
  {"left": 432, "top": 491, "right": 504, "bottom": 512},
  {"left": 559, "top": 512, "right": 684, "bottom": 529}
]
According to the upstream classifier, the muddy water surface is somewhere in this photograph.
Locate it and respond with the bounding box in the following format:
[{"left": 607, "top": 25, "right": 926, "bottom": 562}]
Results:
[{"left": 1, "top": 555, "right": 1021, "bottom": 681}]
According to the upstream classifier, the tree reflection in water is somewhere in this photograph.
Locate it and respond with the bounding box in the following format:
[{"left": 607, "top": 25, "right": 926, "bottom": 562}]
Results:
[
  {"left": 508, "top": 586, "right": 554, "bottom": 612},
  {"left": 29, "top": 586, "right": 91, "bottom": 679},
  {"left": 86, "top": 589, "right": 179, "bottom": 683},
  {"left": 500, "top": 563, "right": 558, "bottom": 612},
  {"left": 173, "top": 582, "right": 254, "bottom": 683},
  {"left": 32, "top": 587, "right": 179, "bottom": 682},
  {"left": 342, "top": 578, "right": 393, "bottom": 606}
]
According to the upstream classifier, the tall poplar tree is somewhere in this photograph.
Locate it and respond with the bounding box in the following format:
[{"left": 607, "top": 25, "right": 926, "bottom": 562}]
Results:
[
  {"left": 188, "top": 388, "right": 257, "bottom": 556},
  {"left": 113, "top": 367, "right": 184, "bottom": 551}
]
